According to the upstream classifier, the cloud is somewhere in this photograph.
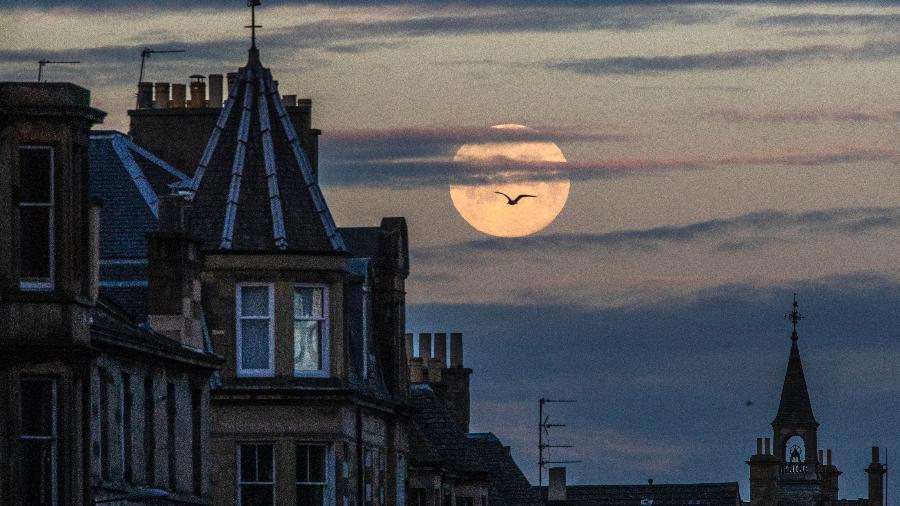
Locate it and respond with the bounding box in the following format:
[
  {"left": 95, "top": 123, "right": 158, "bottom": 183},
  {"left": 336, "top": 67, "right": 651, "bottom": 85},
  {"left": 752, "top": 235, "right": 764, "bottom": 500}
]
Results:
[
  {"left": 412, "top": 207, "right": 900, "bottom": 258},
  {"left": 548, "top": 45, "right": 842, "bottom": 75},
  {"left": 706, "top": 109, "right": 900, "bottom": 123},
  {"left": 751, "top": 13, "right": 900, "bottom": 29}
]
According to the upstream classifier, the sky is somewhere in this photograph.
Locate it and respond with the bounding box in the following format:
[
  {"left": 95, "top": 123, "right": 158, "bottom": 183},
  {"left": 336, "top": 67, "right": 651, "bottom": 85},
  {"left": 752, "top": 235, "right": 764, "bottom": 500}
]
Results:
[{"left": 3, "top": 0, "right": 900, "bottom": 500}]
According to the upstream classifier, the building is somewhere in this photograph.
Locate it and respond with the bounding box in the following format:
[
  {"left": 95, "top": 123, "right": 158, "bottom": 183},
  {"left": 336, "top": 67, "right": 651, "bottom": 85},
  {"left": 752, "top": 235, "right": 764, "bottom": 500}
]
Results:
[
  {"left": 746, "top": 298, "right": 886, "bottom": 506},
  {"left": 538, "top": 471, "right": 742, "bottom": 506},
  {"left": 0, "top": 82, "right": 221, "bottom": 505},
  {"left": 405, "top": 332, "right": 544, "bottom": 506}
]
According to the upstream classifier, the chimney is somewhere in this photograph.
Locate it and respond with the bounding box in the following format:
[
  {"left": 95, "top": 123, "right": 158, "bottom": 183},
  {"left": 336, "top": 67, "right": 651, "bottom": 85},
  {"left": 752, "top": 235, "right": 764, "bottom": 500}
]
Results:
[
  {"left": 405, "top": 333, "right": 414, "bottom": 359},
  {"left": 819, "top": 449, "right": 824, "bottom": 464},
  {"left": 296, "top": 98, "right": 312, "bottom": 130},
  {"left": 867, "top": 447, "right": 886, "bottom": 506},
  {"left": 764, "top": 438, "right": 771, "bottom": 455},
  {"left": 137, "top": 82, "right": 153, "bottom": 109},
  {"left": 147, "top": 194, "right": 203, "bottom": 348},
  {"left": 282, "top": 94, "right": 297, "bottom": 107},
  {"left": 756, "top": 438, "right": 763, "bottom": 455},
  {"left": 418, "top": 333, "right": 432, "bottom": 360},
  {"left": 827, "top": 449, "right": 832, "bottom": 466},
  {"left": 440, "top": 332, "right": 471, "bottom": 432},
  {"left": 433, "top": 333, "right": 447, "bottom": 366},
  {"left": 189, "top": 75, "right": 206, "bottom": 108},
  {"left": 226, "top": 72, "right": 239, "bottom": 94},
  {"left": 548, "top": 467, "right": 567, "bottom": 503},
  {"left": 208, "top": 74, "right": 223, "bottom": 107},
  {"left": 153, "top": 82, "right": 170, "bottom": 108},
  {"left": 170, "top": 83, "right": 186, "bottom": 108}
]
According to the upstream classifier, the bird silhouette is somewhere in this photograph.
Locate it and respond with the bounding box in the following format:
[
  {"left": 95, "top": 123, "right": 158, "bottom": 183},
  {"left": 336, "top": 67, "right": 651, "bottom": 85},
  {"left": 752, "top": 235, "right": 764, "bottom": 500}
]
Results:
[{"left": 494, "top": 191, "right": 536, "bottom": 205}]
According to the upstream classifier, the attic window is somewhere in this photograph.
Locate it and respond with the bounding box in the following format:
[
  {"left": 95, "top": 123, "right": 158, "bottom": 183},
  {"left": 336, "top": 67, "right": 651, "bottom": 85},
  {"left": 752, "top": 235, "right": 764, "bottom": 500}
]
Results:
[{"left": 18, "top": 146, "right": 55, "bottom": 291}]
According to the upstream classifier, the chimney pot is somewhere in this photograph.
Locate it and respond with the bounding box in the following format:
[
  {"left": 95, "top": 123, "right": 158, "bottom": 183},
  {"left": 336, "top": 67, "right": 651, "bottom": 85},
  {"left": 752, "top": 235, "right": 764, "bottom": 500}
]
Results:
[
  {"left": 827, "top": 449, "right": 832, "bottom": 466},
  {"left": 297, "top": 98, "right": 312, "bottom": 130},
  {"left": 418, "top": 333, "right": 432, "bottom": 359},
  {"left": 548, "top": 467, "right": 567, "bottom": 502},
  {"left": 282, "top": 94, "right": 297, "bottom": 107},
  {"left": 764, "top": 438, "right": 771, "bottom": 455},
  {"left": 171, "top": 83, "right": 186, "bottom": 108},
  {"left": 819, "top": 449, "right": 824, "bottom": 464},
  {"left": 137, "top": 82, "right": 153, "bottom": 109},
  {"left": 153, "top": 82, "right": 170, "bottom": 108},
  {"left": 434, "top": 333, "right": 448, "bottom": 366},
  {"left": 872, "top": 446, "right": 880, "bottom": 464},
  {"left": 756, "top": 438, "right": 763, "bottom": 455},
  {"left": 208, "top": 74, "right": 223, "bottom": 107},
  {"left": 450, "top": 332, "right": 463, "bottom": 367},
  {"left": 189, "top": 75, "right": 206, "bottom": 108},
  {"left": 405, "top": 333, "right": 414, "bottom": 358},
  {"left": 226, "top": 72, "right": 239, "bottom": 95}
]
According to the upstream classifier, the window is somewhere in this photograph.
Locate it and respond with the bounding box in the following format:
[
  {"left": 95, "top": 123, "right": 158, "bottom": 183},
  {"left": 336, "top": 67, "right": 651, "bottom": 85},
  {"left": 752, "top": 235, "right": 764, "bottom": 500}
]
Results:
[
  {"left": 191, "top": 388, "right": 203, "bottom": 495},
  {"left": 237, "top": 284, "right": 275, "bottom": 376},
  {"left": 144, "top": 377, "right": 155, "bottom": 485},
  {"left": 296, "top": 444, "right": 327, "bottom": 506},
  {"left": 121, "top": 372, "right": 133, "bottom": 482},
  {"left": 293, "top": 285, "right": 328, "bottom": 376},
  {"left": 409, "top": 489, "right": 427, "bottom": 506},
  {"left": 238, "top": 444, "right": 275, "bottom": 506},
  {"left": 99, "top": 368, "right": 110, "bottom": 481},
  {"left": 167, "top": 382, "right": 177, "bottom": 490},
  {"left": 18, "top": 146, "right": 54, "bottom": 290},
  {"left": 18, "top": 378, "right": 58, "bottom": 505}
]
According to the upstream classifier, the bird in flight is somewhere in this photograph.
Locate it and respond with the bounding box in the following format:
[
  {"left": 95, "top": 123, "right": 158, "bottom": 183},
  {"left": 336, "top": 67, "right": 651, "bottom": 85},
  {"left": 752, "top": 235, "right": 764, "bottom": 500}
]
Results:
[{"left": 494, "top": 191, "right": 536, "bottom": 205}]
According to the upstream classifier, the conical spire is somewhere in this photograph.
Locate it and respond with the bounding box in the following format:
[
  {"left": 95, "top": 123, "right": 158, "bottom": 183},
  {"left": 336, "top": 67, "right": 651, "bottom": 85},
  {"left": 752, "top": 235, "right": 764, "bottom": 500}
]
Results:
[
  {"left": 772, "top": 295, "right": 818, "bottom": 427},
  {"left": 185, "top": 4, "right": 345, "bottom": 253}
]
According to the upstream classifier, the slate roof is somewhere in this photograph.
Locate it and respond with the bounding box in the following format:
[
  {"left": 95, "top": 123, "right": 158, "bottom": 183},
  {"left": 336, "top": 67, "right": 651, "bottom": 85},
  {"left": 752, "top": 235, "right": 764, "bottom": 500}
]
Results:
[
  {"left": 187, "top": 48, "right": 345, "bottom": 253},
  {"left": 772, "top": 331, "right": 818, "bottom": 428},
  {"left": 537, "top": 482, "right": 742, "bottom": 506},
  {"left": 409, "top": 384, "right": 483, "bottom": 473},
  {"left": 467, "top": 433, "right": 545, "bottom": 506},
  {"left": 89, "top": 132, "right": 190, "bottom": 320}
]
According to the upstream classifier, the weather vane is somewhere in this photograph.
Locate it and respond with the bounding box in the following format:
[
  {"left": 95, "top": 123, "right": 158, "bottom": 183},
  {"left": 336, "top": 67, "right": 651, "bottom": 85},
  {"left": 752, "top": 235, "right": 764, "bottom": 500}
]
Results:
[
  {"left": 246, "top": 0, "right": 262, "bottom": 49},
  {"left": 784, "top": 293, "right": 804, "bottom": 337}
]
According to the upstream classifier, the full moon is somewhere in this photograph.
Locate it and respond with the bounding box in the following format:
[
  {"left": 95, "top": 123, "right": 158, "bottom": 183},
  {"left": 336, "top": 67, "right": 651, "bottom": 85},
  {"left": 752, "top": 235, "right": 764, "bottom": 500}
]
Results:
[{"left": 450, "top": 124, "right": 570, "bottom": 237}]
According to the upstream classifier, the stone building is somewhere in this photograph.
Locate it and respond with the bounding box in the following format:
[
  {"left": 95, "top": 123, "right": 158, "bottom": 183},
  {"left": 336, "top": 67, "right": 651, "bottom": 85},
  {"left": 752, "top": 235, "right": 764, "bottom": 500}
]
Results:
[
  {"left": 746, "top": 298, "right": 886, "bottom": 506},
  {"left": 0, "top": 82, "right": 220, "bottom": 506},
  {"left": 405, "top": 332, "right": 544, "bottom": 506}
]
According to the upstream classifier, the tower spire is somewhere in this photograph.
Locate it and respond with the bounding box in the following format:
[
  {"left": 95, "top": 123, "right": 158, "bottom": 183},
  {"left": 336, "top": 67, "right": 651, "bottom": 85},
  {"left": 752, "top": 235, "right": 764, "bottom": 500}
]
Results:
[{"left": 772, "top": 294, "right": 817, "bottom": 429}]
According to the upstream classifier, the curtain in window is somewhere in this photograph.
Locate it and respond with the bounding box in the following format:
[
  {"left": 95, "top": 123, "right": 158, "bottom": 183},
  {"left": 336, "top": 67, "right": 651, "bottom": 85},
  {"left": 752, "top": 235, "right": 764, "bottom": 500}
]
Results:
[{"left": 294, "top": 288, "right": 324, "bottom": 372}]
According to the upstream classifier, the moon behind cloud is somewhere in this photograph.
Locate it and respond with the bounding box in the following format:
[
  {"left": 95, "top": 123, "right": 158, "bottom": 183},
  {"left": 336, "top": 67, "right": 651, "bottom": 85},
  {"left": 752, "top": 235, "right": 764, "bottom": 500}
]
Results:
[{"left": 450, "top": 125, "right": 570, "bottom": 237}]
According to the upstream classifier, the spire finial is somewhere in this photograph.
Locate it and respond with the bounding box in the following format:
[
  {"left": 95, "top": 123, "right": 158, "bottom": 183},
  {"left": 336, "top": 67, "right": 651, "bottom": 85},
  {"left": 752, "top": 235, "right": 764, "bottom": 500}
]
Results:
[
  {"left": 784, "top": 293, "right": 804, "bottom": 339},
  {"left": 246, "top": 0, "right": 262, "bottom": 50}
]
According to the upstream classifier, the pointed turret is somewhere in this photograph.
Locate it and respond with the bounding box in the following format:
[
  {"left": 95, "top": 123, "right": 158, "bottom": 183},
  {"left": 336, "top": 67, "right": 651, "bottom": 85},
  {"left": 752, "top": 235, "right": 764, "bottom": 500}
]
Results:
[{"left": 186, "top": 41, "right": 345, "bottom": 252}]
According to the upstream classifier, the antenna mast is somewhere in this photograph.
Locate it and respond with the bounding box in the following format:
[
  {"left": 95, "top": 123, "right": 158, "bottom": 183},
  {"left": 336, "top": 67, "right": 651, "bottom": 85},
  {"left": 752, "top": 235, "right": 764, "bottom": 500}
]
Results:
[
  {"left": 138, "top": 47, "right": 185, "bottom": 84},
  {"left": 37, "top": 60, "right": 79, "bottom": 82},
  {"left": 538, "top": 398, "right": 581, "bottom": 487}
]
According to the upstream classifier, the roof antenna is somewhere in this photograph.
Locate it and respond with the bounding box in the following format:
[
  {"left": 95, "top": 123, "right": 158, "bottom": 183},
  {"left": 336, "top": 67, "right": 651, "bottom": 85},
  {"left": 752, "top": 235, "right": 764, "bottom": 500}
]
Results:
[
  {"left": 246, "top": 0, "right": 262, "bottom": 50},
  {"left": 538, "top": 398, "right": 581, "bottom": 488},
  {"left": 37, "top": 60, "right": 79, "bottom": 82},
  {"left": 138, "top": 47, "right": 185, "bottom": 84}
]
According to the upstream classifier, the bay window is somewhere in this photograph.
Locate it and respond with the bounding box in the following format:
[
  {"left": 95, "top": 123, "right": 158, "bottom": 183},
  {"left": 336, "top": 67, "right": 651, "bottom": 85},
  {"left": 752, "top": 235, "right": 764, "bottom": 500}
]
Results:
[
  {"left": 237, "top": 284, "right": 275, "bottom": 376},
  {"left": 296, "top": 444, "right": 328, "bottom": 505},
  {"left": 18, "top": 378, "right": 58, "bottom": 505},
  {"left": 293, "top": 285, "right": 329, "bottom": 376},
  {"left": 238, "top": 444, "right": 275, "bottom": 506}
]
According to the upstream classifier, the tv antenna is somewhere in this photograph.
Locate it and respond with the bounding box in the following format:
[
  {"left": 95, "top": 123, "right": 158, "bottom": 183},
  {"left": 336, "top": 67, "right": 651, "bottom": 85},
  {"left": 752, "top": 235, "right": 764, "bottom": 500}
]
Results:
[
  {"left": 138, "top": 48, "right": 185, "bottom": 84},
  {"left": 538, "top": 398, "right": 581, "bottom": 487},
  {"left": 37, "top": 60, "right": 79, "bottom": 82}
]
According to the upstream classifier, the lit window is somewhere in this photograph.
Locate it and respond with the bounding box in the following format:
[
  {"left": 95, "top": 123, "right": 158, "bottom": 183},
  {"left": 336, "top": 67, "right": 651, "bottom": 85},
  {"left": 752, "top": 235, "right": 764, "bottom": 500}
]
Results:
[
  {"left": 18, "top": 146, "right": 54, "bottom": 290},
  {"left": 237, "top": 284, "right": 275, "bottom": 376},
  {"left": 238, "top": 444, "right": 275, "bottom": 506},
  {"left": 293, "top": 285, "right": 329, "bottom": 376},
  {"left": 296, "top": 444, "right": 328, "bottom": 505},
  {"left": 18, "top": 378, "right": 58, "bottom": 505}
]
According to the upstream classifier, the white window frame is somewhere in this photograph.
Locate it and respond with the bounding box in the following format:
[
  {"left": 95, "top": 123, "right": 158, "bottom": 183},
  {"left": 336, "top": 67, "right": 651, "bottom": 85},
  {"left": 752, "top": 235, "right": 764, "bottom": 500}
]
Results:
[
  {"left": 237, "top": 443, "right": 276, "bottom": 506},
  {"left": 236, "top": 283, "right": 276, "bottom": 377},
  {"left": 18, "top": 145, "right": 55, "bottom": 291},
  {"left": 292, "top": 284, "right": 330, "bottom": 378},
  {"left": 295, "top": 443, "right": 334, "bottom": 506},
  {"left": 19, "top": 377, "right": 58, "bottom": 506}
]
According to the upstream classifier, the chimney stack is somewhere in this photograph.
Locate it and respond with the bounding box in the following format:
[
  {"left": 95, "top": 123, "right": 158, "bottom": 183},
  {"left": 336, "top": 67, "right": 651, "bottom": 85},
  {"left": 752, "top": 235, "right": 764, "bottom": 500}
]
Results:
[
  {"left": 147, "top": 194, "right": 203, "bottom": 348},
  {"left": 226, "top": 72, "right": 239, "bottom": 95},
  {"left": 296, "top": 98, "right": 312, "bottom": 130},
  {"left": 137, "top": 82, "right": 153, "bottom": 109},
  {"left": 189, "top": 75, "right": 206, "bottom": 108},
  {"left": 170, "top": 83, "right": 186, "bottom": 108},
  {"left": 208, "top": 74, "right": 223, "bottom": 107},
  {"left": 867, "top": 446, "right": 886, "bottom": 506},
  {"left": 153, "top": 82, "right": 170, "bottom": 108},
  {"left": 548, "top": 467, "right": 567, "bottom": 503}
]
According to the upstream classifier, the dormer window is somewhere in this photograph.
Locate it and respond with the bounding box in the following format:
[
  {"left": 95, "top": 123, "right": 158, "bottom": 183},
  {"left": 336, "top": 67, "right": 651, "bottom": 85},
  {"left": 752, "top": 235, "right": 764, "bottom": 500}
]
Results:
[
  {"left": 236, "top": 284, "right": 275, "bottom": 377},
  {"left": 18, "top": 146, "right": 54, "bottom": 291},
  {"left": 293, "top": 285, "right": 329, "bottom": 376}
]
